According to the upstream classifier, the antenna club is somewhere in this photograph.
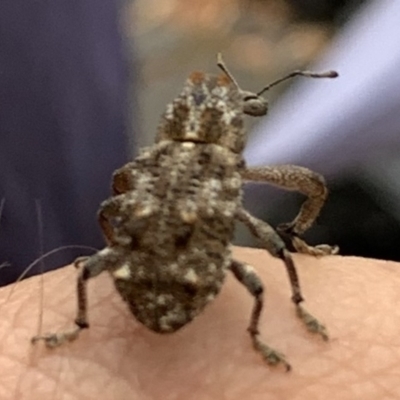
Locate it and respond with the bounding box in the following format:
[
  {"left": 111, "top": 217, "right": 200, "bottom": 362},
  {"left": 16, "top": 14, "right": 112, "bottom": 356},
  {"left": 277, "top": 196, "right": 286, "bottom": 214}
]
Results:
[{"left": 326, "top": 70, "right": 339, "bottom": 78}]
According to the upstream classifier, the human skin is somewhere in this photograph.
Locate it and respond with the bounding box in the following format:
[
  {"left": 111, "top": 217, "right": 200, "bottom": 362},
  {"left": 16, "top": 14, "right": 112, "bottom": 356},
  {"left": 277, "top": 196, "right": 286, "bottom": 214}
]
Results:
[{"left": 0, "top": 247, "right": 399, "bottom": 400}]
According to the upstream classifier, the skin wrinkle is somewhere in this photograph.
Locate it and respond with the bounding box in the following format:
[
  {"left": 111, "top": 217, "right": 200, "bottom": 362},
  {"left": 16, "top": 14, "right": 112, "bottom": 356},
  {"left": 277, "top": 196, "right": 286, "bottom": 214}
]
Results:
[{"left": 0, "top": 247, "right": 399, "bottom": 399}]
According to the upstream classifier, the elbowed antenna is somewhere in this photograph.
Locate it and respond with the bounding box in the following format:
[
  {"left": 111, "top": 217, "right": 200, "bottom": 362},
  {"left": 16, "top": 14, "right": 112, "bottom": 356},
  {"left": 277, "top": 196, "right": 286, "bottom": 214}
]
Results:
[
  {"left": 257, "top": 70, "right": 339, "bottom": 96},
  {"left": 217, "top": 52, "right": 241, "bottom": 90},
  {"left": 217, "top": 52, "right": 338, "bottom": 96}
]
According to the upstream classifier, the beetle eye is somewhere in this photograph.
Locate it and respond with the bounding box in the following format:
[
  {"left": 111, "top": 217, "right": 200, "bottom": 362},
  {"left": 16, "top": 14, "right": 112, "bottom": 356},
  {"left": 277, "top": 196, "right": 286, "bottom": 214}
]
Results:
[{"left": 243, "top": 97, "right": 268, "bottom": 117}]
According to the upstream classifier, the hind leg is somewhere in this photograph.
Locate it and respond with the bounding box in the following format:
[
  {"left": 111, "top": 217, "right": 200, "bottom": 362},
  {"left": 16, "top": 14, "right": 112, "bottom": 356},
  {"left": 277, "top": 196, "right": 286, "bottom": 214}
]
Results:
[
  {"left": 31, "top": 247, "right": 123, "bottom": 348},
  {"left": 236, "top": 207, "right": 328, "bottom": 341},
  {"left": 229, "top": 259, "right": 291, "bottom": 370}
]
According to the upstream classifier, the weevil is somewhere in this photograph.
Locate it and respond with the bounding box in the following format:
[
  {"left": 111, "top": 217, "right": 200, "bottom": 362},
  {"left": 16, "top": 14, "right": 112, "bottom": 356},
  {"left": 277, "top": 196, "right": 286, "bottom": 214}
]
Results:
[{"left": 32, "top": 54, "right": 338, "bottom": 370}]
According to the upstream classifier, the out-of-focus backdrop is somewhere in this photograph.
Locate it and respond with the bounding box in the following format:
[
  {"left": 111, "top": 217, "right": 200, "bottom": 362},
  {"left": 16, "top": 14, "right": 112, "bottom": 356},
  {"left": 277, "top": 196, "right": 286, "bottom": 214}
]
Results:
[
  {"left": 131, "top": 0, "right": 400, "bottom": 261},
  {"left": 1, "top": 0, "right": 399, "bottom": 284},
  {"left": 133, "top": 0, "right": 360, "bottom": 146}
]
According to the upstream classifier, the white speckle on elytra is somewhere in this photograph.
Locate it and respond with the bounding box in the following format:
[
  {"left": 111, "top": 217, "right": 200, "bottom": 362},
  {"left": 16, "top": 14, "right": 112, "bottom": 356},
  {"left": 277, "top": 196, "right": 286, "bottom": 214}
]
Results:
[
  {"left": 208, "top": 178, "right": 222, "bottom": 190},
  {"left": 183, "top": 269, "right": 198, "bottom": 284},
  {"left": 156, "top": 295, "right": 167, "bottom": 305},
  {"left": 208, "top": 263, "right": 217, "bottom": 273},
  {"left": 206, "top": 293, "right": 216, "bottom": 302},
  {"left": 222, "top": 201, "right": 236, "bottom": 217},
  {"left": 112, "top": 264, "right": 131, "bottom": 280},
  {"left": 158, "top": 305, "right": 186, "bottom": 332},
  {"left": 135, "top": 205, "right": 153, "bottom": 218},
  {"left": 159, "top": 318, "right": 174, "bottom": 332},
  {"left": 180, "top": 209, "right": 197, "bottom": 224}
]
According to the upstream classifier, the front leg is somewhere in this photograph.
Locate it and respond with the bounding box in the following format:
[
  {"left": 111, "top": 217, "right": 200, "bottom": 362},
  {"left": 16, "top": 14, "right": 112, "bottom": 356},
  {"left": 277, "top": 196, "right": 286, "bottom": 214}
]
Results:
[{"left": 242, "top": 165, "right": 338, "bottom": 256}]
